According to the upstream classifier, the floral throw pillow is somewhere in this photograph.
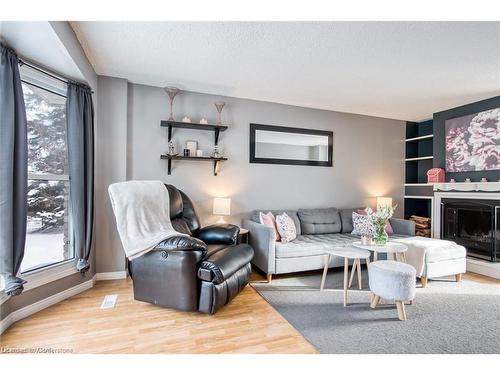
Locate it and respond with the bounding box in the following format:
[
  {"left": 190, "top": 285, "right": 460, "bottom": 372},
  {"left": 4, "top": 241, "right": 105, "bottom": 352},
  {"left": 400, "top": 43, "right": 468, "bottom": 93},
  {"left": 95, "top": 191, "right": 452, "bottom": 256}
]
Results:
[
  {"left": 356, "top": 209, "right": 393, "bottom": 234},
  {"left": 275, "top": 212, "right": 297, "bottom": 243},
  {"left": 351, "top": 212, "right": 375, "bottom": 236}
]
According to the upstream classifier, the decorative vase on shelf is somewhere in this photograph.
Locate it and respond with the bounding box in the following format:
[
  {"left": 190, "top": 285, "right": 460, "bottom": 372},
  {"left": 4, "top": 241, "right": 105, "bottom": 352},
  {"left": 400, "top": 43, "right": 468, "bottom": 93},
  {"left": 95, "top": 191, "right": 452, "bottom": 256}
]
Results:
[
  {"left": 212, "top": 145, "right": 221, "bottom": 158},
  {"left": 164, "top": 86, "right": 180, "bottom": 121},
  {"left": 168, "top": 140, "right": 176, "bottom": 155},
  {"left": 214, "top": 101, "right": 225, "bottom": 125}
]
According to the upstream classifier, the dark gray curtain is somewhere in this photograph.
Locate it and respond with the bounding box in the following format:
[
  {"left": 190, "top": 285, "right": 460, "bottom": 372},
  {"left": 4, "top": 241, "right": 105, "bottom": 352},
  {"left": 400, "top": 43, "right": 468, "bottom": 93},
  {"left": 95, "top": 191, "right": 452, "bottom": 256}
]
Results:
[
  {"left": 66, "top": 82, "right": 94, "bottom": 273},
  {"left": 0, "top": 45, "right": 28, "bottom": 296}
]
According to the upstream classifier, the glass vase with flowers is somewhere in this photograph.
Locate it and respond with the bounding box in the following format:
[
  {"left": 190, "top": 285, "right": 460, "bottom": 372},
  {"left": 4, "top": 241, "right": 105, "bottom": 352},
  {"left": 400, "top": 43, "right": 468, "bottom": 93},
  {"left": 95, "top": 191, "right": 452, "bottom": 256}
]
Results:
[{"left": 365, "top": 205, "right": 397, "bottom": 245}]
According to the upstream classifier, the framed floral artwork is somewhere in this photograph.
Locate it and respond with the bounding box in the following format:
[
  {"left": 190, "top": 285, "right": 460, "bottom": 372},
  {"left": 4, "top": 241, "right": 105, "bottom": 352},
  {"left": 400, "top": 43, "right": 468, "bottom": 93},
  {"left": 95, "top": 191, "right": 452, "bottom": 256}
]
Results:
[{"left": 445, "top": 108, "right": 500, "bottom": 172}]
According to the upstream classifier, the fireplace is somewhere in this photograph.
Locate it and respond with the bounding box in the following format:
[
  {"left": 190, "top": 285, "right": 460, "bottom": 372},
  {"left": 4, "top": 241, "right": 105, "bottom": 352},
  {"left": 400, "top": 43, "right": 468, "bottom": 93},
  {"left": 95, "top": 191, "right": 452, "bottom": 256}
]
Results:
[{"left": 441, "top": 198, "right": 500, "bottom": 262}]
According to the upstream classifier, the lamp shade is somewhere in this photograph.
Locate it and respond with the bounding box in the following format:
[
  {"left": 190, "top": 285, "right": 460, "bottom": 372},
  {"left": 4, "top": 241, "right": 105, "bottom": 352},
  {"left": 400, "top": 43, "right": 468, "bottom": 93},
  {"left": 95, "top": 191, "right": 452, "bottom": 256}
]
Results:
[
  {"left": 376, "top": 197, "right": 393, "bottom": 210},
  {"left": 213, "top": 197, "right": 231, "bottom": 216}
]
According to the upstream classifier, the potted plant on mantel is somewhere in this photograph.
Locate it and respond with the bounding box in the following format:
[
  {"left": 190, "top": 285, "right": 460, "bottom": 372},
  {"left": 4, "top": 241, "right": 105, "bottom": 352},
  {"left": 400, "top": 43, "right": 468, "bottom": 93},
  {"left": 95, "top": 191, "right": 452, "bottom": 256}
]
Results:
[{"left": 365, "top": 205, "right": 397, "bottom": 245}]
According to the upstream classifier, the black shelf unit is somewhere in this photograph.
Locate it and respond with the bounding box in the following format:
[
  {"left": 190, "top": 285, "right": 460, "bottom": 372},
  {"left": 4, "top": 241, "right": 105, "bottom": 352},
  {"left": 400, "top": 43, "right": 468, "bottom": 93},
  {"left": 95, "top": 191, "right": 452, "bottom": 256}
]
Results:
[
  {"left": 404, "top": 120, "right": 434, "bottom": 234},
  {"left": 160, "top": 155, "right": 228, "bottom": 176},
  {"left": 404, "top": 197, "right": 432, "bottom": 219},
  {"left": 405, "top": 120, "right": 434, "bottom": 185},
  {"left": 160, "top": 120, "right": 229, "bottom": 176}
]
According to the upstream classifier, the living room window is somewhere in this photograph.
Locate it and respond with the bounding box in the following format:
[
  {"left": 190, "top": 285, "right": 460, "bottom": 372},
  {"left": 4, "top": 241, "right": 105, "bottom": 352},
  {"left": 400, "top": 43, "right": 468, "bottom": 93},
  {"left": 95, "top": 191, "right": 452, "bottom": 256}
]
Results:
[{"left": 19, "top": 64, "right": 73, "bottom": 273}]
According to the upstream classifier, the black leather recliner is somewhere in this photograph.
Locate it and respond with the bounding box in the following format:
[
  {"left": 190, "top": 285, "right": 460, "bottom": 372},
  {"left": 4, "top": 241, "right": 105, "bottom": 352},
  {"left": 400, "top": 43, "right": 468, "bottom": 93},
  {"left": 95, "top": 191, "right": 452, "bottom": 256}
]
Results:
[{"left": 128, "top": 184, "right": 254, "bottom": 314}]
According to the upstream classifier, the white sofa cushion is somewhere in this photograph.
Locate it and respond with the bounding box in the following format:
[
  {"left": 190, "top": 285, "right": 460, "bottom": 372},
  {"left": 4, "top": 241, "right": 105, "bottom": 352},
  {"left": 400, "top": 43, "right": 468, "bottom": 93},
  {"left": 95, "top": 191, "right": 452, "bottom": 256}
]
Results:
[
  {"left": 275, "top": 233, "right": 409, "bottom": 259},
  {"left": 426, "top": 244, "right": 466, "bottom": 263},
  {"left": 393, "top": 236, "right": 467, "bottom": 277}
]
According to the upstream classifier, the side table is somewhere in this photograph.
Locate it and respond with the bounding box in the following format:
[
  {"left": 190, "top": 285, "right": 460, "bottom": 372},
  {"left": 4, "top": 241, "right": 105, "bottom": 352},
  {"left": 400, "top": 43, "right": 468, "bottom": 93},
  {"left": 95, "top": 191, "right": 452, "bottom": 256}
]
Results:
[
  {"left": 320, "top": 246, "right": 371, "bottom": 307},
  {"left": 238, "top": 228, "right": 249, "bottom": 244},
  {"left": 352, "top": 241, "right": 408, "bottom": 262}
]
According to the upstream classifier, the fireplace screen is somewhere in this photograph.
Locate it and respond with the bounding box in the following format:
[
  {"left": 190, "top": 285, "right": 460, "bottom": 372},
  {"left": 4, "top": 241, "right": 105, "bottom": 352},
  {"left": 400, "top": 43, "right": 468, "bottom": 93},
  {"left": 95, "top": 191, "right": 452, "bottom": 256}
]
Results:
[{"left": 441, "top": 198, "right": 499, "bottom": 262}]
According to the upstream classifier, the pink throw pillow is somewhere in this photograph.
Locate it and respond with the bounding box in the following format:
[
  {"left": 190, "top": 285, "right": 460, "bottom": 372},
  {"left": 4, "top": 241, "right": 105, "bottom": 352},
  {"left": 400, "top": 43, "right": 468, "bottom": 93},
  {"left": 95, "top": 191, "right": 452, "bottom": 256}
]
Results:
[
  {"left": 259, "top": 212, "right": 281, "bottom": 241},
  {"left": 356, "top": 208, "right": 393, "bottom": 235}
]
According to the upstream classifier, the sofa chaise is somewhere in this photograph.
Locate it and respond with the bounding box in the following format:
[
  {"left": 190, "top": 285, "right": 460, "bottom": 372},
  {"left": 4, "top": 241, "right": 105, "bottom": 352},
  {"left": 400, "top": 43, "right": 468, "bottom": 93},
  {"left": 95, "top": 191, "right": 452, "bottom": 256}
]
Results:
[{"left": 243, "top": 208, "right": 415, "bottom": 282}]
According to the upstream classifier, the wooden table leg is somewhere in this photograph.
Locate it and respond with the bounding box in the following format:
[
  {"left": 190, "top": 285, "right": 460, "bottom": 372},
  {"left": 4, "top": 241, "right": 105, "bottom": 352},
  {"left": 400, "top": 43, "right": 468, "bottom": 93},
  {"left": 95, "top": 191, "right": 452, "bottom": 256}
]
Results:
[
  {"left": 343, "top": 257, "right": 348, "bottom": 307},
  {"left": 356, "top": 259, "right": 362, "bottom": 290},
  {"left": 320, "top": 254, "right": 331, "bottom": 291},
  {"left": 401, "top": 253, "right": 407, "bottom": 263},
  {"left": 348, "top": 258, "right": 357, "bottom": 288}
]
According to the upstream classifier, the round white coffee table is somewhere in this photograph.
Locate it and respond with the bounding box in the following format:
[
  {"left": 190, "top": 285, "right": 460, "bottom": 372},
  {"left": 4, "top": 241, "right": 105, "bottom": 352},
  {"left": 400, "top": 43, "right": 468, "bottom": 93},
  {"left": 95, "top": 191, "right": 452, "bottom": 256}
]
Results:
[
  {"left": 320, "top": 246, "right": 371, "bottom": 307},
  {"left": 352, "top": 241, "right": 408, "bottom": 262}
]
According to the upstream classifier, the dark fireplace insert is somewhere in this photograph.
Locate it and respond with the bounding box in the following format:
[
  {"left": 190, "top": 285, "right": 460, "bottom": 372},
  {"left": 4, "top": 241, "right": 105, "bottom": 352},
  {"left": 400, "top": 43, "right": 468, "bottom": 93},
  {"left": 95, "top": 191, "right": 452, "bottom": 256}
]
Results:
[{"left": 441, "top": 198, "right": 500, "bottom": 262}]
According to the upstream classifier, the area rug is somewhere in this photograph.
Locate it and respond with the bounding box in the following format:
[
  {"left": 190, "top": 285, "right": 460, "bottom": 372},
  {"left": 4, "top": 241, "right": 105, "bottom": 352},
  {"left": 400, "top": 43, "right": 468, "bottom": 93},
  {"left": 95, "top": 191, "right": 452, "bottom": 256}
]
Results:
[{"left": 251, "top": 268, "right": 500, "bottom": 354}]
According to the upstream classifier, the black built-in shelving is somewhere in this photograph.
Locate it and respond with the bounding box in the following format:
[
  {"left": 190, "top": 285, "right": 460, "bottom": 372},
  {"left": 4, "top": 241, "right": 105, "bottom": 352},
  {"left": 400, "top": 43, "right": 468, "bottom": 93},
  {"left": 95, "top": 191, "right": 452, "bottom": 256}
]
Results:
[{"left": 404, "top": 120, "right": 434, "bottom": 225}]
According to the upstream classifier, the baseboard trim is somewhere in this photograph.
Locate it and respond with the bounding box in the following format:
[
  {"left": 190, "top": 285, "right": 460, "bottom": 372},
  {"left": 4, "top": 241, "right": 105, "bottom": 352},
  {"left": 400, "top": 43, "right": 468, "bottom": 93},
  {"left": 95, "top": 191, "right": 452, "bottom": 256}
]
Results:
[
  {"left": 95, "top": 271, "right": 127, "bottom": 281},
  {"left": 0, "top": 275, "right": 96, "bottom": 335},
  {"left": 466, "top": 258, "right": 500, "bottom": 280}
]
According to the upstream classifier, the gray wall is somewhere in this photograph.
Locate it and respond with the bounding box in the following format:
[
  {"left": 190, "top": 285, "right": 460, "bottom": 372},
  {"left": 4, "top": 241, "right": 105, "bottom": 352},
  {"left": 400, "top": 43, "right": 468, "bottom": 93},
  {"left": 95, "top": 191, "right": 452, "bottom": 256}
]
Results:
[
  {"left": 95, "top": 79, "right": 405, "bottom": 273},
  {"left": 94, "top": 76, "right": 128, "bottom": 273},
  {"left": 129, "top": 83, "right": 405, "bottom": 220}
]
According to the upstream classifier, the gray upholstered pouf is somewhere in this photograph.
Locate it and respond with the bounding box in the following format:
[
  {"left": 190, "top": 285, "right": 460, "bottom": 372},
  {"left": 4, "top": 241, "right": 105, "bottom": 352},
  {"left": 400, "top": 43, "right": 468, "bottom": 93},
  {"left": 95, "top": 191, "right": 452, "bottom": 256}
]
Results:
[{"left": 368, "top": 261, "right": 416, "bottom": 301}]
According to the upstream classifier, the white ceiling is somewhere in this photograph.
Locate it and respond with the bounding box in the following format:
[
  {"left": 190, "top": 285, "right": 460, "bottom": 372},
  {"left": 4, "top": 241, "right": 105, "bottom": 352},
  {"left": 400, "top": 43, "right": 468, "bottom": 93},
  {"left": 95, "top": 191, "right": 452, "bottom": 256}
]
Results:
[
  {"left": 0, "top": 21, "right": 85, "bottom": 82},
  {"left": 71, "top": 22, "right": 500, "bottom": 121}
]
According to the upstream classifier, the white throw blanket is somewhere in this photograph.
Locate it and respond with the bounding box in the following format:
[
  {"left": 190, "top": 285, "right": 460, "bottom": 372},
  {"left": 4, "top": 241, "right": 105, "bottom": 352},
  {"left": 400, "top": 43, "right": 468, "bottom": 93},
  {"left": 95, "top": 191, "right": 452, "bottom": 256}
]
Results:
[
  {"left": 108, "top": 180, "right": 186, "bottom": 259},
  {"left": 392, "top": 236, "right": 455, "bottom": 276}
]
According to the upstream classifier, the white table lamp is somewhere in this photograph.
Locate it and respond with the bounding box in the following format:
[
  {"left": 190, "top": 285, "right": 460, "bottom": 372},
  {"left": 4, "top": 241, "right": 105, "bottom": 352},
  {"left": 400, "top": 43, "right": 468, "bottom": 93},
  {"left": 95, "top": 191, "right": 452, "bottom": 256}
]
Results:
[
  {"left": 213, "top": 197, "right": 231, "bottom": 223},
  {"left": 376, "top": 196, "right": 393, "bottom": 210}
]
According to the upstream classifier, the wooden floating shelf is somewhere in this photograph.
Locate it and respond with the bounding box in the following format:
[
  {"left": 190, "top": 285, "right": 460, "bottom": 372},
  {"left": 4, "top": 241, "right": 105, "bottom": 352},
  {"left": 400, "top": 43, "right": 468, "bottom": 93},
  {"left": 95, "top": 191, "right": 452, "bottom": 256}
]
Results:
[
  {"left": 405, "top": 156, "right": 433, "bottom": 162},
  {"left": 405, "top": 134, "right": 434, "bottom": 142},
  {"left": 404, "top": 195, "right": 434, "bottom": 200},
  {"left": 160, "top": 120, "right": 229, "bottom": 176},
  {"left": 160, "top": 155, "right": 228, "bottom": 176},
  {"left": 404, "top": 183, "right": 434, "bottom": 186},
  {"left": 160, "top": 155, "right": 228, "bottom": 161},
  {"left": 160, "top": 120, "right": 228, "bottom": 132}
]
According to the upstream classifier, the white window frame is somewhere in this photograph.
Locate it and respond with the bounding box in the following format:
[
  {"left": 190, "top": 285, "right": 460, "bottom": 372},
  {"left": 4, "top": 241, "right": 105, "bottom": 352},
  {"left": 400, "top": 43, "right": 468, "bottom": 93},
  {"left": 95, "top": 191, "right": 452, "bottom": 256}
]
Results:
[{"left": 0, "top": 71, "right": 79, "bottom": 301}]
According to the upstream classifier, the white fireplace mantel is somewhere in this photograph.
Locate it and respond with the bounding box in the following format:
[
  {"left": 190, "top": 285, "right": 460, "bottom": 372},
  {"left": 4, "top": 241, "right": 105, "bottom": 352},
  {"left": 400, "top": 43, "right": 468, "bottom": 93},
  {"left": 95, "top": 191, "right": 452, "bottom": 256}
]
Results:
[{"left": 433, "top": 182, "right": 500, "bottom": 193}]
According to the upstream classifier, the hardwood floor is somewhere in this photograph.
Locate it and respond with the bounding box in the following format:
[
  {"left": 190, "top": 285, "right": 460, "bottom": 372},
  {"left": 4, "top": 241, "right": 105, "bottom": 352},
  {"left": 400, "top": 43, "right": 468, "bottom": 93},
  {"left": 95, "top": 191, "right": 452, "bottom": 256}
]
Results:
[
  {"left": 462, "top": 271, "right": 500, "bottom": 285},
  {"left": 0, "top": 272, "right": 317, "bottom": 354},
  {"left": 1, "top": 271, "right": 498, "bottom": 354}
]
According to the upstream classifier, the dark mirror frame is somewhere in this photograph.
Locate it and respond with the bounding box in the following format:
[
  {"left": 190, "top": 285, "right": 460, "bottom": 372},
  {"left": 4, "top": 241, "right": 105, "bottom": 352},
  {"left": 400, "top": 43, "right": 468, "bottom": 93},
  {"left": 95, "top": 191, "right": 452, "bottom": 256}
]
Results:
[{"left": 249, "top": 123, "right": 333, "bottom": 167}]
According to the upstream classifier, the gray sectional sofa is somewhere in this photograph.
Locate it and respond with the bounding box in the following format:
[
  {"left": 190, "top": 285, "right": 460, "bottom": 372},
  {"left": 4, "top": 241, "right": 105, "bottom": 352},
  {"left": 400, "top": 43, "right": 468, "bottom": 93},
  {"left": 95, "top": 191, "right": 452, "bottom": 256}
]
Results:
[{"left": 242, "top": 208, "right": 415, "bottom": 282}]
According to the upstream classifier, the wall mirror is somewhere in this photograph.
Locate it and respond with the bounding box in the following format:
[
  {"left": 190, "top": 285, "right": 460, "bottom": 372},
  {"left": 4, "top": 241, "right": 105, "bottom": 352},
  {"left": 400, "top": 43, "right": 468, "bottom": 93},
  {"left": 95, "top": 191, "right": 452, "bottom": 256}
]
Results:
[{"left": 249, "top": 123, "right": 333, "bottom": 166}]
